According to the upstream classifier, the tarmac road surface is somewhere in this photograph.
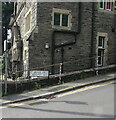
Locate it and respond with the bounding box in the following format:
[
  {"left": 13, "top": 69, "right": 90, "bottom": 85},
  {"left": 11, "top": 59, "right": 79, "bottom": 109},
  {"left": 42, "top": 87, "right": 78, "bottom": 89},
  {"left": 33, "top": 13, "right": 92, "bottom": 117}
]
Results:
[{"left": 1, "top": 81, "right": 115, "bottom": 118}]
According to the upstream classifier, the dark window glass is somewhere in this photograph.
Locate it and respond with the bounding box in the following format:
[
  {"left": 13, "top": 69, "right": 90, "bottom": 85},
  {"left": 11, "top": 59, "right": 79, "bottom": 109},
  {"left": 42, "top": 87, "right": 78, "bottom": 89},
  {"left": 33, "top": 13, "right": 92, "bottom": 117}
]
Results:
[
  {"left": 54, "top": 13, "right": 60, "bottom": 26},
  {"left": 62, "top": 14, "right": 68, "bottom": 26},
  {"left": 115, "top": 1, "right": 116, "bottom": 10},
  {"left": 98, "top": 36, "right": 104, "bottom": 48},
  {"left": 100, "top": 0, "right": 104, "bottom": 8},
  {"left": 98, "top": 50, "right": 102, "bottom": 56},
  {"left": 107, "top": 2, "right": 111, "bottom": 9},
  {"left": 98, "top": 49, "right": 104, "bottom": 66}
]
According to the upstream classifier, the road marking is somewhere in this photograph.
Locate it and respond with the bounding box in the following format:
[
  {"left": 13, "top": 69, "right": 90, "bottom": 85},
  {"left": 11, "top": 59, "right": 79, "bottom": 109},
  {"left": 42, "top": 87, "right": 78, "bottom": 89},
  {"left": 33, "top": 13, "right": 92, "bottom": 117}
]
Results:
[
  {"left": 1, "top": 80, "right": 115, "bottom": 108},
  {"left": 0, "top": 98, "right": 48, "bottom": 109},
  {"left": 57, "top": 80, "right": 115, "bottom": 98}
]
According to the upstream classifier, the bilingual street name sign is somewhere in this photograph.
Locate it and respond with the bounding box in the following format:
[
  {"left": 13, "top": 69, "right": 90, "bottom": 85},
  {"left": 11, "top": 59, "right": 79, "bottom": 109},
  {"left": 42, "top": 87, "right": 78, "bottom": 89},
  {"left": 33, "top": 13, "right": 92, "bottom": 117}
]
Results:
[{"left": 30, "top": 71, "right": 49, "bottom": 77}]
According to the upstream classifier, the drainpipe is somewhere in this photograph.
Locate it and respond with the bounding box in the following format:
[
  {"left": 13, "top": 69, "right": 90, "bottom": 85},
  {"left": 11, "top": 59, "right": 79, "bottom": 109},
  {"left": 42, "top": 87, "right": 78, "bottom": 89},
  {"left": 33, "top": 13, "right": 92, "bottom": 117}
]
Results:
[
  {"left": 91, "top": 3, "right": 98, "bottom": 75},
  {"left": 51, "top": 2, "right": 81, "bottom": 74},
  {"left": 91, "top": 2, "right": 95, "bottom": 68}
]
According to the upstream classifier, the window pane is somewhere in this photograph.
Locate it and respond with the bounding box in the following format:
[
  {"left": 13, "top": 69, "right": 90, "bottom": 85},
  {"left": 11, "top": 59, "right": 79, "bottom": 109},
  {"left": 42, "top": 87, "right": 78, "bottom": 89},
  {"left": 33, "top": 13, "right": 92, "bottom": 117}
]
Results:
[
  {"left": 106, "top": 2, "right": 111, "bottom": 9},
  {"left": 98, "top": 50, "right": 101, "bottom": 56},
  {"left": 100, "top": 0, "right": 104, "bottom": 8},
  {"left": 62, "top": 14, "right": 68, "bottom": 27},
  {"left": 98, "top": 36, "right": 104, "bottom": 48},
  {"left": 98, "top": 49, "right": 104, "bottom": 66},
  {"left": 115, "top": 1, "right": 116, "bottom": 10},
  {"left": 54, "top": 13, "right": 60, "bottom": 26}
]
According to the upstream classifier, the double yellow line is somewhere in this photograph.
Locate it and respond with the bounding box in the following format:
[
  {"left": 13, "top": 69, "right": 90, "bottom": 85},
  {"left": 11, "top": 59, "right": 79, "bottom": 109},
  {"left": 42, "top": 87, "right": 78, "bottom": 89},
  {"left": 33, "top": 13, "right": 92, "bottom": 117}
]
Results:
[
  {"left": 0, "top": 80, "right": 115, "bottom": 109},
  {"left": 57, "top": 80, "right": 115, "bottom": 98}
]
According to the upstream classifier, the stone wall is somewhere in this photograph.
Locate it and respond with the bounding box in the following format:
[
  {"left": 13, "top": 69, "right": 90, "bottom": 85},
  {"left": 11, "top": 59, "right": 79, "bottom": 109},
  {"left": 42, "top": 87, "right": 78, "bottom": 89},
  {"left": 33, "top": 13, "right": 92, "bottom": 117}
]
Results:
[
  {"left": 29, "top": 2, "right": 94, "bottom": 74},
  {"left": 12, "top": 2, "right": 116, "bottom": 76},
  {"left": 2, "top": 64, "right": 116, "bottom": 96},
  {"left": 12, "top": 2, "right": 37, "bottom": 77},
  {"left": 0, "top": 2, "right": 2, "bottom": 55},
  {"left": 93, "top": 3, "right": 116, "bottom": 66}
]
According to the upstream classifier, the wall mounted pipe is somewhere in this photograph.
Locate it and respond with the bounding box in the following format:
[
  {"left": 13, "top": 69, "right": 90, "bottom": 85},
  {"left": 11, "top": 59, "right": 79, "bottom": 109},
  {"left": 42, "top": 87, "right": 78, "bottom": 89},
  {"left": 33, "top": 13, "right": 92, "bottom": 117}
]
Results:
[{"left": 51, "top": 3, "right": 82, "bottom": 74}]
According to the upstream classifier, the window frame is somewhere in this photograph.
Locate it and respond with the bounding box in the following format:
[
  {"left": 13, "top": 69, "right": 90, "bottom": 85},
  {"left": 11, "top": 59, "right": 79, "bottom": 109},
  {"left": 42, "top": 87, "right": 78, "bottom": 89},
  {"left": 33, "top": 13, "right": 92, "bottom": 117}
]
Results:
[
  {"left": 98, "top": 0, "right": 114, "bottom": 11},
  {"left": 98, "top": 49, "right": 104, "bottom": 66},
  {"left": 98, "top": 36, "right": 105, "bottom": 49},
  {"left": 99, "top": 0, "right": 105, "bottom": 9},
  {"left": 52, "top": 8, "right": 72, "bottom": 30},
  {"left": 97, "top": 33, "right": 108, "bottom": 67},
  {"left": 24, "top": 9, "right": 32, "bottom": 35},
  {"left": 98, "top": 36, "right": 105, "bottom": 66}
]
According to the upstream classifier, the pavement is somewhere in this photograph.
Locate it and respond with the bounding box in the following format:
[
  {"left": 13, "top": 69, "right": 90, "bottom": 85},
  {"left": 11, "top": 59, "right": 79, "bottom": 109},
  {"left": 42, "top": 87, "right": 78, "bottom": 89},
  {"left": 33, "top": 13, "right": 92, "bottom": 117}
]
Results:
[{"left": 0, "top": 72, "right": 116, "bottom": 106}]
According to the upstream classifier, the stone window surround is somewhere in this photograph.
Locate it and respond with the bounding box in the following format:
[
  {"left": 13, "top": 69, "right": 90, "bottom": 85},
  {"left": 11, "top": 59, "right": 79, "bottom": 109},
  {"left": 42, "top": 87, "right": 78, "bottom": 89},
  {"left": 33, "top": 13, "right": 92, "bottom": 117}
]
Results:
[
  {"left": 51, "top": 8, "right": 72, "bottom": 30},
  {"left": 24, "top": 8, "right": 32, "bottom": 36},
  {"left": 96, "top": 32, "right": 108, "bottom": 67}
]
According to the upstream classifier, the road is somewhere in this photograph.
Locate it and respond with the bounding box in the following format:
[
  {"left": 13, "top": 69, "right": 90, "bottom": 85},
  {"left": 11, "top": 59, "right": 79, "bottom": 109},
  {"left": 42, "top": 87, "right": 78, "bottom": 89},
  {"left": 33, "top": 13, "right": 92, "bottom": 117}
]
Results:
[{"left": 1, "top": 81, "right": 115, "bottom": 118}]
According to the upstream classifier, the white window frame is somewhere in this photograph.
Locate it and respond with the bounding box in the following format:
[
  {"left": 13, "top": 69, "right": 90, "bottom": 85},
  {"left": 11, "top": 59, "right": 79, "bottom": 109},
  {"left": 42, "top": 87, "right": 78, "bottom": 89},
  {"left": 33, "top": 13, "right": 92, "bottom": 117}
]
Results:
[
  {"left": 52, "top": 8, "right": 72, "bottom": 30},
  {"left": 98, "top": 49, "right": 104, "bottom": 66},
  {"left": 99, "top": 0, "right": 105, "bottom": 9},
  {"left": 24, "top": 8, "right": 32, "bottom": 35},
  {"left": 99, "top": 0, "right": 114, "bottom": 11},
  {"left": 98, "top": 36, "right": 105, "bottom": 66},
  {"left": 98, "top": 36, "right": 105, "bottom": 49}
]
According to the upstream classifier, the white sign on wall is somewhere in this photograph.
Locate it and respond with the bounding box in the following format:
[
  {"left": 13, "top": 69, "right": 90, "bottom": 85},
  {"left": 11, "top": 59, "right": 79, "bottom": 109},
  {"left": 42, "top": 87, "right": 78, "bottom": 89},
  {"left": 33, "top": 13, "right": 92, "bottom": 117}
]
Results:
[{"left": 30, "top": 71, "right": 49, "bottom": 77}]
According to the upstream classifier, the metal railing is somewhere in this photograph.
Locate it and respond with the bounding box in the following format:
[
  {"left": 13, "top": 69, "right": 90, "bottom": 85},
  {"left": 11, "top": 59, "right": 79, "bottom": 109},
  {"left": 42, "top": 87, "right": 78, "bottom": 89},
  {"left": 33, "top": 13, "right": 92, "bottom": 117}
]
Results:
[{"left": 0, "top": 52, "right": 116, "bottom": 95}]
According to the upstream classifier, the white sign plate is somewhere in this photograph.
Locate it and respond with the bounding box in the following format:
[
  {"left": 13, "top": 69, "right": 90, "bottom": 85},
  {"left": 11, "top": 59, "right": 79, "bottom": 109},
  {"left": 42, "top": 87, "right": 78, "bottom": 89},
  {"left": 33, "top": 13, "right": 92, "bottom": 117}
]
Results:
[{"left": 30, "top": 71, "right": 49, "bottom": 77}]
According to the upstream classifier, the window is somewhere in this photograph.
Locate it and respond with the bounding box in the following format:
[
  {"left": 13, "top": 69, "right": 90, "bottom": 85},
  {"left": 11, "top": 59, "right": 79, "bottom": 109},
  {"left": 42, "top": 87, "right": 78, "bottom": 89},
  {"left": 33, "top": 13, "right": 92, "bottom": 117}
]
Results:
[
  {"left": 25, "top": 11, "right": 31, "bottom": 34},
  {"left": 106, "top": 0, "right": 113, "bottom": 10},
  {"left": 114, "top": 0, "right": 116, "bottom": 10},
  {"left": 54, "top": 12, "right": 69, "bottom": 27},
  {"left": 99, "top": 0, "right": 114, "bottom": 11},
  {"left": 100, "top": 0, "right": 105, "bottom": 9},
  {"left": 98, "top": 36, "right": 105, "bottom": 48},
  {"left": 97, "top": 34, "right": 108, "bottom": 67},
  {"left": 98, "top": 36, "right": 105, "bottom": 66},
  {"left": 54, "top": 13, "right": 60, "bottom": 26},
  {"left": 24, "top": 50, "right": 27, "bottom": 61},
  {"left": 52, "top": 8, "right": 71, "bottom": 29},
  {"left": 62, "top": 14, "right": 68, "bottom": 27},
  {"left": 106, "top": 2, "right": 111, "bottom": 9},
  {"left": 98, "top": 49, "right": 104, "bottom": 66}
]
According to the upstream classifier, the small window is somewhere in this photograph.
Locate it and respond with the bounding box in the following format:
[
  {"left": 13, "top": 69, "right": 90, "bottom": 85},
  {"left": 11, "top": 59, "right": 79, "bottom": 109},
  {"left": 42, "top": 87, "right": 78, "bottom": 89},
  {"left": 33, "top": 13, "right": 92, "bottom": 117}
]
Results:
[
  {"left": 52, "top": 8, "right": 71, "bottom": 29},
  {"left": 106, "top": 1, "right": 112, "bottom": 10},
  {"left": 25, "top": 11, "right": 31, "bottom": 34},
  {"left": 62, "top": 14, "right": 68, "bottom": 27},
  {"left": 54, "top": 13, "right": 69, "bottom": 27},
  {"left": 24, "top": 50, "right": 27, "bottom": 60},
  {"left": 98, "top": 36, "right": 105, "bottom": 48},
  {"left": 114, "top": 1, "right": 116, "bottom": 10},
  {"left": 106, "top": 2, "right": 111, "bottom": 9},
  {"left": 99, "top": 0, "right": 114, "bottom": 11},
  {"left": 98, "top": 49, "right": 104, "bottom": 66},
  {"left": 100, "top": 0, "right": 105, "bottom": 9},
  {"left": 54, "top": 13, "right": 60, "bottom": 26}
]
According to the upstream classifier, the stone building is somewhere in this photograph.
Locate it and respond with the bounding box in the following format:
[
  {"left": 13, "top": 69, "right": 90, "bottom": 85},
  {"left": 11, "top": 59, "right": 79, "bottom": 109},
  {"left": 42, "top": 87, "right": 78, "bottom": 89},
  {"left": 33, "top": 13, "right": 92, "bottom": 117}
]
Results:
[
  {"left": 0, "top": 2, "right": 2, "bottom": 74},
  {"left": 9, "top": 2, "right": 116, "bottom": 78}
]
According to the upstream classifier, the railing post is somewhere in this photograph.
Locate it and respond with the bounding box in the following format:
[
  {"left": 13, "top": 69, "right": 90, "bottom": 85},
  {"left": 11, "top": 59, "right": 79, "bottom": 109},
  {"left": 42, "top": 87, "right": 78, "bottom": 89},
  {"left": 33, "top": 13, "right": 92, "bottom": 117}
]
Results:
[
  {"left": 4, "top": 51, "right": 8, "bottom": 95},
  {"left": 96, "top": 56, "right": 99, "bottom": 76},
  {"left": 59, "top": 63, "right": 63, "bottom": 84}
]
